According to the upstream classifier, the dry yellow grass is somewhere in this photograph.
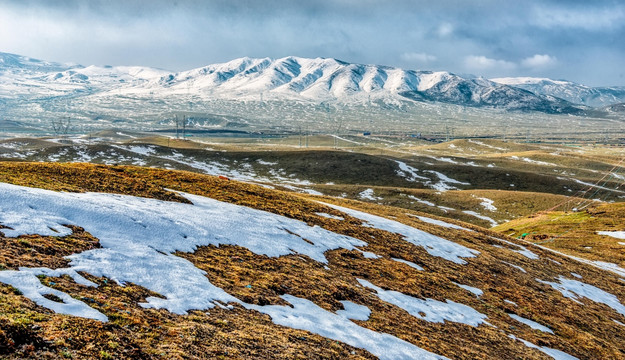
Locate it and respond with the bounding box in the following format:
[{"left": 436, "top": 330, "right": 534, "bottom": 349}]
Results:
[
  {"left": 1, "top": 161, "right": 624, "bottom": 359},
  {"left": 494, "top": 202, "right": 625, "bottom": 267}
]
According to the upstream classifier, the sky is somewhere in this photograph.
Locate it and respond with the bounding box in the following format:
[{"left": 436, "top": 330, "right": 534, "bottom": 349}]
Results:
[{"left": 0, "top": 0, "right": 624, "bottom": 86}]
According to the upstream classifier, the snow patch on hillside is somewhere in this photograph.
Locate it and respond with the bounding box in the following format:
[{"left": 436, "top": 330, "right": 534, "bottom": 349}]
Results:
[
  {"left": 0, "top": 182, "right": 370, "bottom": 319},
  {"left": 247, "top": 295, "right": 450, "bottom": 360},
  {"left": 322, "top": 203, "right": 479, "bottom": 264},
  {"left": 508, "top": 335, "right": 579, "bottom": 360},
  {"left": 508, "top": 314, "right": 553, "bottom": 334},
  {"left": 537, "top": 276, "right": 625, "bottom": 316},
  {"left": 359, "top": 188, "right": 382, "bottom": 201},
  {"left": 358, "top": 279, "right": 487, "bottom": 327},
  {"left": 395, "top": 160, "right": 428, "bottom": 181},
  {"left": 598, "top": 231, "right": 625, "bottom": 239},
  {"left": 406, "top": 213, "right": 471, "bottom": 231}
]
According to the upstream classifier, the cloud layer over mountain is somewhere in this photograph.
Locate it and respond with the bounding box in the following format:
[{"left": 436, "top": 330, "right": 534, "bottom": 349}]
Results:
[{"left": 0, "top": 0, "right": 624, "bottom": 86}]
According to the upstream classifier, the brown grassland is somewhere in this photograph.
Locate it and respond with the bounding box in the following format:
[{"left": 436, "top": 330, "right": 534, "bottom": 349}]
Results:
[{"left": 0, "top": 161, "right": 624, "bottom": 359}]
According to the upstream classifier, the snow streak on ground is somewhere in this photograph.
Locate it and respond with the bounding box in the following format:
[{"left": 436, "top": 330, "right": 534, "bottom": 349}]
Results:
[
  {"left": 509, "top": 156, "right": 557, "bottom": 167},
  {"left": 315, "top": 212, "right": 344, "bottom": 220},
  {"left": 406, "top": 195, "right": 436, "bottom": 207},
  {"left": 322, "top": 203, "right": 480, "bottom": 264},
  {"left": 598, "top": 231, "right": 625, "bottom": 239},
  {"left": 425, "top": 170, "right": 470, "bottom": 192},
  {"left": 358, "top": 188, "right": 381, "bottom": 201},
  {"left": 452, "top": 282, "right": 483, "bottom": 297},
  {"left": 502, "top": 261, "right": 527, "bottom": 273},
  {"left": 508, "top": 314, "right": 553, "bottom": 334},
  {"left": 392, "top": 258, "right": 424, "bottom": 271},
  {"left": 406, "top": 213, "right": 471, "bottom": 231},
  {"left": 467, "top": 140, "right": 507, "bottom": 151},
  {"left": 0, "top": 271, "right": 108, "bottom": 322},
  {"left": 508, "top": 335, "right": 579, "bottom": 360},
  {"left": 462, "top": 210, "right": 499, "bottom": 227},
  {"left": 394, "top": 160, "right": 428, "bottom": 182},
  {"left": 497, "top": 238, "right": 539, "bottom": 260},
  {"left": 477, "top": 197, "right": 497, "bottom": 211},
  {"left": 358, "top": 279, "right": 487, "bottom": 327},
  {"left": 537, "top": 276, "right": 625, "bottom": 316}
]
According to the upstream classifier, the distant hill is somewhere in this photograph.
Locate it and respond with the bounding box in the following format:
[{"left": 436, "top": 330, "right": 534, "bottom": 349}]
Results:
[
  {"left": 603, "top": 102, "right": 625, "bottom": 113},
  {"left": 492, "top": 77, "right": 625, "bottom": 108}
]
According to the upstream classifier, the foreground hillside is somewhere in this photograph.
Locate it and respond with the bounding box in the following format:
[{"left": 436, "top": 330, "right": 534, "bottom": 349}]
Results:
[{"left": 1, "top": 162, "right": 625, "bottom": 359}]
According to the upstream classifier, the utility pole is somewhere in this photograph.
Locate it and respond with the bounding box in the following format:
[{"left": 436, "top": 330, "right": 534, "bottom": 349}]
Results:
[{"left": 175, "top": 114, "right": 179, "bottom": 139}]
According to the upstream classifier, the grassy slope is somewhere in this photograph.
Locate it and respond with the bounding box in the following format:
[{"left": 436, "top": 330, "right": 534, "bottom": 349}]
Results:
[
  {"left": 494, "top": 201, "right": 625, "bottom": 268},
  {"left": 314, "top": 185, "right": 575, "bottom": 228},
  {"left": 0, "top": 162, "right": 624, "bottom": 359}
]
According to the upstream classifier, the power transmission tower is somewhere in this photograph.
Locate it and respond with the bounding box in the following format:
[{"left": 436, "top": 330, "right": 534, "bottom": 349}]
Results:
[{"left": 51, "top": 116, "right": 71, "bottom": 137}]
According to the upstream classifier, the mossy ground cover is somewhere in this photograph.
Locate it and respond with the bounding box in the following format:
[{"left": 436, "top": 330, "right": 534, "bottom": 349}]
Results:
[{"left": 0, "top": 161, "right": 624, "bottom": 359}]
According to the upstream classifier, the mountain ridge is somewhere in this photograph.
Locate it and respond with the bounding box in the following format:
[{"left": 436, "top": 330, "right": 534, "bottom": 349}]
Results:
[
  {"left": 0, "top": 51, "right": 595, "bottom": 114},
  {"left": 491, "top": 77, "right": 625, "bottom": 107}
]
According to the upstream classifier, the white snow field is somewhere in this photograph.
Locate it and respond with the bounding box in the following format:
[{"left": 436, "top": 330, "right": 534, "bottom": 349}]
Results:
[{"left": 0, "top": 182, "right": 465, "bottom": 358}]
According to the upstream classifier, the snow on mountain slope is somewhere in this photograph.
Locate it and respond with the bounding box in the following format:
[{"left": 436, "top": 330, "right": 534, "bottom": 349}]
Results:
[
  {"left": 492, "top": 77, "right": 625, "bottom": 107},
  {"left": 0, "top": 52, "right": 75, "bottom": 72},
  {"left": 0, "top": 51, "right": 587, "bottom": 114},
  {"left": 119, "top": 56, "right": 581, "bottom": 112},
  {"left": 0, "top": 51, "right": 168, "bottom": 99}
]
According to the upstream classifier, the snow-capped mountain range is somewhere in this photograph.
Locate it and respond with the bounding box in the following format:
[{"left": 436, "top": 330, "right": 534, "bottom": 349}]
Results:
[
  {"left": 2, "top": 50, "right": 625, "bottom": 135},
  {"left": 136, "top": 56, "right": 581, "bottom": 113}
]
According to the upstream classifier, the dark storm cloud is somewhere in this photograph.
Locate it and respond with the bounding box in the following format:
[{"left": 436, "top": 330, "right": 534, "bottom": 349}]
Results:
[{"left": 0, "top": 0, "right": 623, "bottom": 85}]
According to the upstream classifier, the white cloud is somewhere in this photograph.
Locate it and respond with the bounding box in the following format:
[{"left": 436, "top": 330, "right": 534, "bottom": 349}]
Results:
[
  {"left": 532, "top": 6, "right": 625, "bottom": 30},
  {"left": 464, "top": 55, "right": 516, "bottom": 70},
  {"left": 401, "top": 52, "right": 437, "bottom": 63},
  {"left": 437, "top": 22, "right": 454, "bottom": 37},
  {"left": 521, "top": 54, "right": 556, "bottom": 69}
]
